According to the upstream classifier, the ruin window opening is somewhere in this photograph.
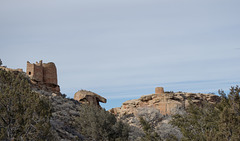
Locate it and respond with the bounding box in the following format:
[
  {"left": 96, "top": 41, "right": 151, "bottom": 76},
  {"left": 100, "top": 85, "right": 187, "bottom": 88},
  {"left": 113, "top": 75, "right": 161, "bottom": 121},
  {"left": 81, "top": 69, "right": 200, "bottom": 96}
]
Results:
[{"left": 29, "top": 72, "right": 31, "bottom": 75}]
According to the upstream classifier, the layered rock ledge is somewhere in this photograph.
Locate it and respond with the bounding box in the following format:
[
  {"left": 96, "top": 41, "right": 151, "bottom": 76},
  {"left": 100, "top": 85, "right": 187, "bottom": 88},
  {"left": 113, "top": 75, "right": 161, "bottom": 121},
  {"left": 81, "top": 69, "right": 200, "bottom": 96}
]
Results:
[{"left": 110, "top": 87, "right": 220, "bottom": 115}]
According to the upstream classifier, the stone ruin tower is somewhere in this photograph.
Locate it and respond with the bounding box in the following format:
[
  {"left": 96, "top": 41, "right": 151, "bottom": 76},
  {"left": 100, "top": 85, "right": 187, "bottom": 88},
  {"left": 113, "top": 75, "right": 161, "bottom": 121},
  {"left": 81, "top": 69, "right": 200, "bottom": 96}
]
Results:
[
  {"left": 155, "top": 87, "right": 164, "bottom": 94},
  {"left": 26, "top": 60, "right": 60, "bottom": 93}
]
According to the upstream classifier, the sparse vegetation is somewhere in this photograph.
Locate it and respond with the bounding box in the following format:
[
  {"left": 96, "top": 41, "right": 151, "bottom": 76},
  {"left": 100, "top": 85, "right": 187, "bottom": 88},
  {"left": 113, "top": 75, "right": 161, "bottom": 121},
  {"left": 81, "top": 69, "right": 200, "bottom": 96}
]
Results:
[
  {"left": 139, "top": 116, "right": 161, "bottom": 141},
  {"left": 76, "top": 104, "right": 129, "bottom": 141},
  {"left": 0, "top": 59, "right": 2, "bottom": 66},
  {"left": 138, "top": 107, "right": 181, "bottom": 141},
  {"left": 171, "top": 86, "right": 240, "bottom": 141},
  {"left": 45, "top": 93, "right": 84, "bottom": 140},
  {"left": 119, "top": 107, "right": 182, "bottom": 141}
]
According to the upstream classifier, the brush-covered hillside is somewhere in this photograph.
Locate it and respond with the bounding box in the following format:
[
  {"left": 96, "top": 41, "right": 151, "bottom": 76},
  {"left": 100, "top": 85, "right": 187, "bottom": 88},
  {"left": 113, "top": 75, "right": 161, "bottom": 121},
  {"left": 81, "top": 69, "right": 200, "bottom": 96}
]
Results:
[{"left": 0, "top": 68, "right": 129, "bottom": 140}]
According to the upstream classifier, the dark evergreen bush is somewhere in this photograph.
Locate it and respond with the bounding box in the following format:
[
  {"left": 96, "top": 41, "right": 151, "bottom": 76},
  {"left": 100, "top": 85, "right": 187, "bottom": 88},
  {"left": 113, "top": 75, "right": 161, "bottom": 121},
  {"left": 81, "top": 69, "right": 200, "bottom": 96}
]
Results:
[
  {"left": 0, "top": 69, "right": 54, "bottom": 140},
  {"left": 171, "top": 86, "right": 240, "bottom": 141},
  {"left": 76, "top": 104, "right": 129, "bottom": 141}
]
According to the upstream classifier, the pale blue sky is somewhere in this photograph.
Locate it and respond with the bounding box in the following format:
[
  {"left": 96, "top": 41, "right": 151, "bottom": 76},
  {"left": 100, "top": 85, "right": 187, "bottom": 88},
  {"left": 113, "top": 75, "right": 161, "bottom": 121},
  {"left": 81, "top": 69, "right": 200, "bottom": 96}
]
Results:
[{"left": 1, "top": 0, "right": 240, "bottom": 109}]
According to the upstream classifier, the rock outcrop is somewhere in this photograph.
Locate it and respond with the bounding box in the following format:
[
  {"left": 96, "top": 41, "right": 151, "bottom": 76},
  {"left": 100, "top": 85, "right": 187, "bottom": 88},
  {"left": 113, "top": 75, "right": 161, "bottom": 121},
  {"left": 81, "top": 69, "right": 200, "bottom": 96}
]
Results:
[
  {"left": 0, "top": 66, "right": 23, "bottom": 74},
  {"left": 74, "top": 90, "right": 107, "bottom": 108},
  {"left": 110, "top": 87, "right": 220, "bottom": 116}
]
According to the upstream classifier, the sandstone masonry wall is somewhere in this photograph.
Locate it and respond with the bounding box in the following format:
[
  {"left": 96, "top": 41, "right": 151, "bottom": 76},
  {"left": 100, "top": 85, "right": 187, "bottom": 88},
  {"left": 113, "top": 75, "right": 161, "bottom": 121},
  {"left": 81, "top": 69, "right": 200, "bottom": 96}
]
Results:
[
  {"left": 27, "top": 61, "right": 43, "bottom": 82},
  {"left": 26, "top": 60, "right": 59, "bottom": 93},
  {"left": 155, "top": 87, "right": 164, "bottom": 94},
  {"left": 42, "top": 62, "right": 57, "bottom": 85},
  {"left": 26, "top": 60, "right": 57, "bottom": 85}
]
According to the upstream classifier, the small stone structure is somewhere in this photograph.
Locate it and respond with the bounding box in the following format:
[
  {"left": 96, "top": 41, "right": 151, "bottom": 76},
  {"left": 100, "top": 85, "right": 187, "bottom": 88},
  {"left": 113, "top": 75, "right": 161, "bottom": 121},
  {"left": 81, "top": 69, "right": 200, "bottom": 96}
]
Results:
[
  {"left": 155, "top": 87, "right": 164, "bottom": 94},
  {"left": 74, "top": 90, "right": 107, "bottom": 108},
  {"left": 27, "top": 60, "right": 57, "bottom": 85},
  {"left": 26, "top": 60, "right": 60, "bottom": 93}
]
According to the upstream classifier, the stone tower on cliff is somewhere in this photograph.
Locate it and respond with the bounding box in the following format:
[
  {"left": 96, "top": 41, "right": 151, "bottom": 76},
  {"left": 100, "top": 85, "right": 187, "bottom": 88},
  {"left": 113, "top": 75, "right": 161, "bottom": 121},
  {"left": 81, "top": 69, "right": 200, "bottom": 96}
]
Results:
[{"left": 26, "top": 60, "right": 60, "bottom": 93}]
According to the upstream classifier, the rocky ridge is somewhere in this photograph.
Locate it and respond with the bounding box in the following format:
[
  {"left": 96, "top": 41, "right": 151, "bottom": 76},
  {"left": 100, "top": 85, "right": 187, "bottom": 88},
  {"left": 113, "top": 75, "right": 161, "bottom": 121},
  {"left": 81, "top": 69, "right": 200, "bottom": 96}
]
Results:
[
  {"left": 110, "top": 87, "right": 220, "bottom": 116},
  {"left": 109, "top": 87, "right": 220, "bottom": 140}
]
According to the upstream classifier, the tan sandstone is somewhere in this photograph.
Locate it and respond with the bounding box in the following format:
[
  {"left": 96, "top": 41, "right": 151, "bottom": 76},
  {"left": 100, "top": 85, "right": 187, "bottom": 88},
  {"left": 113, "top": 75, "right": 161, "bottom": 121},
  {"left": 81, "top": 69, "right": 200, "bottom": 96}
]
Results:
[
  {"left": 26, "top": 60, "right": 60, "bottom": 93},
  {"left": 74, "top": 90, "right": 107, "bottom": 108},
  {"left": 155, "top": 87, "right": 164, "bottom": 94},
  {"left": 109, "top": 87, "right": 220, "bottom": 116},
  {"left": 0, "top": 66, "right": 23, "bottom": 73}
]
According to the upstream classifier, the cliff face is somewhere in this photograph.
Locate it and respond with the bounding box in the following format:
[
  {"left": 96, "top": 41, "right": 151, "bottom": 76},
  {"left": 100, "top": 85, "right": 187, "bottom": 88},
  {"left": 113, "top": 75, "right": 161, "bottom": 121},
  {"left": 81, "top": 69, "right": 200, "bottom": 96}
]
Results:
[{"left": 110, "top": 87, "right": 220, "bottom": 116}]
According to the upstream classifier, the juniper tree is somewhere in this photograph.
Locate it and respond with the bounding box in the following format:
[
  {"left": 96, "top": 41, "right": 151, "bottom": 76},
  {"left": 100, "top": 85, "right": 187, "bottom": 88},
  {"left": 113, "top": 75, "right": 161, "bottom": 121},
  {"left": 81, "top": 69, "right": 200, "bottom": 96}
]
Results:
[
  {"left": 76, "top": 104, "right": 129, "bottom": 141},
  {"left": 0, "top": 69, "right": 54, "bottom": 140},
  {"left": 171, "top": 86, "right": 240, "bottom": 141},
  {"left": 215, "top": 86, "right": 240, "bottom": 140}
]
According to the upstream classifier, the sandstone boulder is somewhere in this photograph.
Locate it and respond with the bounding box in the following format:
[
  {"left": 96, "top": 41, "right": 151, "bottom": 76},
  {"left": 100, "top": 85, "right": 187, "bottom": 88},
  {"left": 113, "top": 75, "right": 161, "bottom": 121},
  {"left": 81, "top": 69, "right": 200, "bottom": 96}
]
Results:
[{"left": 74, "top": 90, "right": 107, "bottom": 108}]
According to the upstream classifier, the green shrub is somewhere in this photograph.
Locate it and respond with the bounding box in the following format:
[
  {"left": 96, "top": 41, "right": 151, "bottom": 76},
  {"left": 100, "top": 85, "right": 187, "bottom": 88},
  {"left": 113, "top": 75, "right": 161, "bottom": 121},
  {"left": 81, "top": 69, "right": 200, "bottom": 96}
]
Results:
[
  {"left": 171, "top": 86, "right": 240, "bottom": 141},
  {"left": 0, "top": 69, "right": 54, "bottom": 140},
  {"left": 76, "top": 104, "right": 129, "bottom": 141},
  {"left": 139, "top": 116, "right": 161, "bottom": 141}
]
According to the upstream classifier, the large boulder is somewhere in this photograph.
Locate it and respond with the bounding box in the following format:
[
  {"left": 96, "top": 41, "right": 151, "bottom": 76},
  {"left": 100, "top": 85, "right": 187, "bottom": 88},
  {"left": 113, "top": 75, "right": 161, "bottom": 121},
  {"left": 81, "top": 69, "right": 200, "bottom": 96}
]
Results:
[{"left": 74, "top": 90, "right": 107, "bottom": 108}]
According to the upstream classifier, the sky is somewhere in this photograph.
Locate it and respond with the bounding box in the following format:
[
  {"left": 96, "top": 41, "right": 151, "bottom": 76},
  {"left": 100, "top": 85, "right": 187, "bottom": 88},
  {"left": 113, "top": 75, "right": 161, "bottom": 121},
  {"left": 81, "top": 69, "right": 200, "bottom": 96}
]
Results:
[{"left": 1, "top": 0, "right": 240, "bottom": 110}]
